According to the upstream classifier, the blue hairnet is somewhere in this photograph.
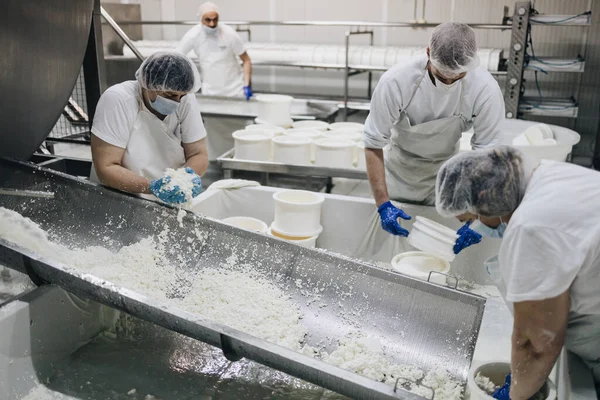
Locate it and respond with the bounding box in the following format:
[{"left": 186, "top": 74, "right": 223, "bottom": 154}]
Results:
[
  {"left": 435, "top": 146, "right": 530, "bottom": 218},
  {"left": 429, "top": 22, "right": 480, "bottom": 78},
  {"left": 135, "top": 51, "right": 201, "bottom": 93}
]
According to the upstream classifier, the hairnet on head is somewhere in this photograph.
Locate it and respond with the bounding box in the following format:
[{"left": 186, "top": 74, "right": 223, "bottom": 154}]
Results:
[
  {"left": 197, "top": 1, "right": 219, "bottom": 18},
  {"left": 429, "top": 22, "right": 480, "bottom": 78},
  {"left": 135, "top": 51, "right": 201, "bottom": 93},
  {"left": 435, "top": 146, "right": 532, "bottom": 218}
]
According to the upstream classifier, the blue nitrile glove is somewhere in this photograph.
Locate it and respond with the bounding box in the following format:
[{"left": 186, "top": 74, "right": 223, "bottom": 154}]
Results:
[
  {"left": 150, "top": 167, "right": 202, "bottom": 204},
  {"left": 492, "top": 373, "right": 511, "bottom": 400},
  {"left": 453, "top": 221, "right": 482, "bottom": 255},
  {"left": 243, "top": 86, "right": 253, "bottom": 100},
  {"left": 377, "top": 201, "right": 411, "bottom": 237}
]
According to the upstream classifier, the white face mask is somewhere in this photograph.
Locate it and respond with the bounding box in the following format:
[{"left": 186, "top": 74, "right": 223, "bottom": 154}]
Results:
[
  {"left": 434, "top": 77, "right": 461, "bottom": 94},
  {"left": 202, "top": 25, "right": 218, "bottom": 35}
]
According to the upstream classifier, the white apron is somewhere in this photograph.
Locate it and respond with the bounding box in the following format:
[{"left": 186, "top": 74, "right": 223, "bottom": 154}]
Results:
[
  {"left": 384, "top": 66, "right": 471, "bottom": 205},
  {"left": 196, "top": 31, "right": 244, "bottom": 97},
  {"left": 90, "top": 94, "right": 186, "bottom": 200}
]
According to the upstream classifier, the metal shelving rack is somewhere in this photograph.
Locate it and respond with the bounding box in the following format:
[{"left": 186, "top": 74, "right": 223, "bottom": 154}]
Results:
[{"left": 505, "top": 2, "right": 591, "bottom": 120}]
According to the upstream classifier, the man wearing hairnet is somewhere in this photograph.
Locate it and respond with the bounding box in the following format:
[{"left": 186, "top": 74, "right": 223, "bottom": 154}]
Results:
[
  {"left": 90, "top": 51, "right": 208, "bottom": 203},
  {"left": 176, "top": 1, "right": 253, "bottom": 161},
  {"left": 177, "top": 1, "right": 252, "bottom": 99},
  {"left": 364, "top": 22, "right": 504, "bottom": 237},
  {"left": 436, "top": 146, "right": 600, "bottom": 399}
]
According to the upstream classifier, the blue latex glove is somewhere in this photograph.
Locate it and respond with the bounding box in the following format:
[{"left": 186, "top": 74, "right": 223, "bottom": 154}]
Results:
[
  {"left": 492, "top": 373, "right": 511, "bottom": 400},
  {"left": 377, "top": 201, "right": 411, "bottom": 237},
  {"left": 243, "top": 86, "right": 253, "bottom": 100},
  {"left": 453, "top": 221, "right": 482, "bottom": 254},
  {"left": 150, "top": 167, "right": 202, "bottom": 204}
]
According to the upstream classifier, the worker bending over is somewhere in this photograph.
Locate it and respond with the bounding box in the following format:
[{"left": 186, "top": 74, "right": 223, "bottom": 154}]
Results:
[
  {"left": 364, "top": 22, "right": 504, "bottom": 238},
  {"left": 436, "top": 146, "right": 600, "bottom": 399},
  {"left": 91, "top": 51, "right": 208, "bottom": 203}
]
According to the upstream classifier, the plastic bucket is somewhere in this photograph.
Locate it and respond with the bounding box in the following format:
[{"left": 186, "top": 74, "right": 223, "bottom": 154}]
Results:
[
  {"left": 272, "top": 189, "right": 324, "bottom": 237},
  {"left": 391, "top": 251, "right": 451, "bottom": 285},
  {"left": 222, "top": 216, "right": 269, "bottom": 233},
  {"left": 313, "top": 138, "right": 355, "bottom": 169},
  {"left": 408, "top": 216, "right": 459, "bottom": 262},
  {"left": 272, "top": 136, "right": 312, "bottom": 165}
]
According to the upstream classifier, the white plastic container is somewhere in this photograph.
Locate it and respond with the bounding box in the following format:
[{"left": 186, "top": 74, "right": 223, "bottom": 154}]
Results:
[
  {"left": 255, "top": 94, "right": 294, "bottom": 127},
  {"left": 232, "top": 130, "right": 274, "bottom": 161},
  {"left": 268, "top": 225, "right": 318, "bottom": 248},
  {"left": 245, "top": 124, "right": 286, "bottom": 136},
  {"left": 313, "top": 138, "right": 356, "bottom": 169},
  {"left": 322, "top": 130, "right": 362, "bottom": 142},
  {"left": 291, "top": 120, "right": 329, "bottom": 131},
  {"left": 499, "top": 119, "right": 580, "bottom": 162},
  {"left": 391, "top": 251, "right": 451, "bottom": 285},
  {"left": 328, "top": 122, "right": 365, "bottom": 133},
  {"left": 355, "top": 142, "right": 366, "bottom": 170},
  {"left": 284, "top": 129, "right": 323, "bottom": 162},
  {"left": 466, "top": 361, "right": 556, "bottom": 400},
  {"left": 272, "top": 189, "right": 324, "bottom": 237},
  {"left": 272, "top": 136, "right": 312, "bottom": 165},
  {"left": 408, "top": 216, "right": 459, "bottom": 262},
  {"left": 222, "top": 216, "right": 268, "bottom": 233}
]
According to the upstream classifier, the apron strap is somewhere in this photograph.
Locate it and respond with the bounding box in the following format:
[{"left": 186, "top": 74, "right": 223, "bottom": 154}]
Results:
[{"left": 401, "top": 66, "right": 428, "bottom": 113}]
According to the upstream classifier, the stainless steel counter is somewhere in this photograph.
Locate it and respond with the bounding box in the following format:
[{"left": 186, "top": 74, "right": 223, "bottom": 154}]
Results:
[{"left": 195, "top": 94, "right": 339, "bottom": 122}]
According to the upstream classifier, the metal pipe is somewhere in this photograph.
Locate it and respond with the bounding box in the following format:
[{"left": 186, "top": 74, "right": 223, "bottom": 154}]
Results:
[
  {"left": 111, "top": 20, "right": 512, "bottom": 30},
  {"left": 422, "top": 0, "right": 427, "bottom": 21},
  {"left": 344, "top": 32, "right": 350, "bottom": 120},
  {"left": 100, "top": 6, "right": 144, "bottom": 62},
  {"left": 413, "top": 0, "right": 418, "bottom": 21}
]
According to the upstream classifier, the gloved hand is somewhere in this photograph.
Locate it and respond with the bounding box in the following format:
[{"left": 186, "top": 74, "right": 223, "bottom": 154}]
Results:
[
  {"left": 243, "top": 86, "right": 253, "bottom": 101},
  {"left": 150, "top": 167, "right": 202, "bottom": 204},
  {"left": 492, "top": 373, "right": 511, "bottom": 400},
  {"left": 377, "top": 201, "right": 411, "bottom": 237},
  {"left": 453, "top": 221, "right": 482, "bottom": 254}
]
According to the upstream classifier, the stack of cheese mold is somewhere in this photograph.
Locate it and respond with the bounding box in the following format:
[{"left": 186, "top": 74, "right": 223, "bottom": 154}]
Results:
[{"left": 270, "top": 189, "right": 324, "bottom": 248}]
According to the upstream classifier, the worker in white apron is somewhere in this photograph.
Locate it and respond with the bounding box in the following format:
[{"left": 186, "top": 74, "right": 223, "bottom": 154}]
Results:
[
  {"left": 90, "top": 51, "right": 208, "bottom": 203},
  {"left": 436, "top": 146, "right": 600, "bottom": 399},
  {"left": 363, "top": 22, "right": 504, "bottom": 238},
  {"left": 176, "top": 2, "right": 253, "bottom": 160}
]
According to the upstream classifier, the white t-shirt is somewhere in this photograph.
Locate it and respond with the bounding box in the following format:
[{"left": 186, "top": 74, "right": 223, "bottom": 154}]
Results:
[
  {"left": 91, "top": 81, "right": 206, "bottom": 148},
  {"left": 498, "top": 160, "right": 600, "bottom": 315},
  {"left": 364, "top": 54, "right": 504, "bottom": 149}
]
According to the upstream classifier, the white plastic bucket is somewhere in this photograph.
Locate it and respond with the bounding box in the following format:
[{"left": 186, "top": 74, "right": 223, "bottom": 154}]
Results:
[
  {"left": 272, "top": 189, "right": 324, "bottom": 237},
  {"left": 268, "top": 225, "right": 318, "bottom": 248},
  {"left": 328, "top": 122, "right": 365, "bottom": 133},
  {"left": 322, "top": 130, "right": 362, "bottom": 142},
  {"left": 408, "top": 216, "right": 459, "bottom": 262},
  {"left": 355, "top": 142, "right": 366, "bottom": 170},
  {"left": 245, "top": 124, "right": 286, "bottom": 136},
  {"left": 391, "top": 251, "right": 450, "bottom": 285},
  {"left": 291, "top": 120, "right": 329, "bottom": 131},
  {"left": 222, "top": 216, "right": 269, "bottom": 233},
  {"left": 255, "top": 94, "right": 294, "bottom": 127},
  {"left": 284, "top": 129, "right": 323, "bottom": 162},
  {"left": 313, "top": 138, "right": 356, "bottom": 169},
  {"left": 232, "top": 130, "right": 274, "bottom": 161},
  {"left": 499, "top": 119, "right": 580, "bottom": 162},
  {"left": 272, "top": 136, "right": 312, "bottom": 165},
  {"left": 466, "top": 361, "right": 556, "bottom": 400}
]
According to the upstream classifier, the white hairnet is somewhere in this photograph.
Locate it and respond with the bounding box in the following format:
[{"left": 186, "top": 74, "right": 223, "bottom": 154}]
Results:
[
  {"left": 429, "top": 22, "right": 480, "bottom": 78},
  {"left": 197, "top": 2, "right": 219, "bottom": 18},
  {"left": 435, "top": 146, "right": 533, "bottom": 218},
  {"left": 135, "top": 51, "right": 201, "bottom": 93}
]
